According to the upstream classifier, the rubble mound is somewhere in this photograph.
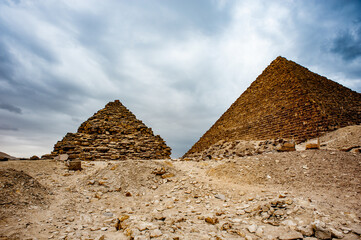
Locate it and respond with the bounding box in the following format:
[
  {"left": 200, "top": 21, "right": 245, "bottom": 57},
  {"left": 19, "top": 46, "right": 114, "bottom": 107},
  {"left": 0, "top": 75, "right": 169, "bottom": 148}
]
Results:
[
  {"left": 50, "top": 100, "right": 171, "bottom": 160},
  {"left": 83, "top": 160, "right": 177, "bottom": 195},
  {"left": 184, "top": 139, "right": 294, "bottom": 160},
  {"left": 300, "top": 124, "right": 361, "bottom": 152},
  {"left": 184, "top": 56, "right": 361, "bottom": 158},
  {"left": 0, "top": 168, "right": 48, "bottom": 219}
]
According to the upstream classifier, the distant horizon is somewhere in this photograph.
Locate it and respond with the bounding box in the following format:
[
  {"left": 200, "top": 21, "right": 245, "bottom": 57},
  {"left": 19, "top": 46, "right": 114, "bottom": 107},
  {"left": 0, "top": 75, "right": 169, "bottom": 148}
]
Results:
[{"left": 1, "top": 0, "right": 361, "bottom": 158}]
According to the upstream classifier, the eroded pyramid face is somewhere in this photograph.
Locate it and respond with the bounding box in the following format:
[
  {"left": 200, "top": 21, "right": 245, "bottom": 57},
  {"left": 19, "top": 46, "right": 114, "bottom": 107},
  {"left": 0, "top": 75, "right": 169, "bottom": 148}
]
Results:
[
  {"left": 183, "top": 56, "right": 361, "bottom": 159},
  {"left": 51, "top": 100, "right": 171, "bottom": 160}
]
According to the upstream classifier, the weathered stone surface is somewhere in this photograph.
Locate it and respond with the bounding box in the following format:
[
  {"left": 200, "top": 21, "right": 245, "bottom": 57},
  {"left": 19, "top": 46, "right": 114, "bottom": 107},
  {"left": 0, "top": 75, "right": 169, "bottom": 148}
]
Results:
[
  {"left": 247, "top": 224, "right": 257, "bottom": 233},
  {"left": 312, "top": 220, "right": 332, "bottom": 239},
  {"left": 278, "top": 230, "right": 303, "bottom": 240},
  {"left": 67, "top": 160, "right": 82, "bottom": 171},
  {"left": 277, "top": 142, "right": 296, "bottom": 152},
  {"left": 183, "top": 56, "right": 361, "bottom": 158},
  {"left": 352, "top": 225, "right": 361, "bottom": 235},
  {"left": 205, "top": 216, "right": 218, "bottom": 225},
  {"left": 342, "top": 234, "right": 361, "bottom": 240},
  {"left": 59, "top": 154, "right": 69, "bottom": 161},
  {"left": 49, "top": 100, "right": 171, "bottom": 160},
  {"left": 306, "top": 143, "right": 320, "bottom": 150}
]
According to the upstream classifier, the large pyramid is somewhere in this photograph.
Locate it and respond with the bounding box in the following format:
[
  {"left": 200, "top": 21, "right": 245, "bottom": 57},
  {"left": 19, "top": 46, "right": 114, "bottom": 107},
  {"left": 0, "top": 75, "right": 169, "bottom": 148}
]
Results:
[
  {"left": 183, "top": 56, "right": 361, "bottom": 158},
  {"left": 50, "top": 100, "right": 171, "bottom": 160}
]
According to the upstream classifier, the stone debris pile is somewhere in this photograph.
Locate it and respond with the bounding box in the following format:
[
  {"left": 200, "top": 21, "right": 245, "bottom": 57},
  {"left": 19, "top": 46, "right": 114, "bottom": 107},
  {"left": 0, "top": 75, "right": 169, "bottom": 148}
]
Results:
[
  {"left": 184, "top": 139, "right": 295, "bottom": 160},
  {"left": 49, "top": 100, "right": 171, "bottom": 160}
]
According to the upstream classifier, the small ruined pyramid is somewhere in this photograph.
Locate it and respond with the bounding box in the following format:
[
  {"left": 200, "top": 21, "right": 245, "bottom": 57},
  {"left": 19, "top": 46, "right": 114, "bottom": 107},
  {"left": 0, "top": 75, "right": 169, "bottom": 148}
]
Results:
[
  {"left": 183, "top": 56, "right": 361, "bottom": 158},
  {"left": 50, "top": 100, "right": 171, "bottom": 160}
]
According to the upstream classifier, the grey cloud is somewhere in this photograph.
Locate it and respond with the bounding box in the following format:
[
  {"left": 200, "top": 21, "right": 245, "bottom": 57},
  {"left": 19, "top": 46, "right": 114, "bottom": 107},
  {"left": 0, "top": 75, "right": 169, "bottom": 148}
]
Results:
[
  {"left": 0, "top": 40, "right": 16, "bottom": 82},
  {"left": 0, "top": 103, "right": 22, "bottom": 114},
  {"left": 331, "top": 22, "right": 361, "bottom": 61},
  {"left": 0, "top": 22, "right": 56, "bottom": 64},
  {"left": 0, "top": 124, "right": 19, "bottom": 131}
]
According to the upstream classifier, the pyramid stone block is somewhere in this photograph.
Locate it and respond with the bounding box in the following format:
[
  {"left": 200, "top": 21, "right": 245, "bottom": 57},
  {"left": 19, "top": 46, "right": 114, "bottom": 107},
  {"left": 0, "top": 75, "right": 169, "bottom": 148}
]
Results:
[
  {"left": 183, "top": 56, "right": 361, "bottom": 158},
  {"left": 50, "top": 100, "right": 171, "bottom": 160}
]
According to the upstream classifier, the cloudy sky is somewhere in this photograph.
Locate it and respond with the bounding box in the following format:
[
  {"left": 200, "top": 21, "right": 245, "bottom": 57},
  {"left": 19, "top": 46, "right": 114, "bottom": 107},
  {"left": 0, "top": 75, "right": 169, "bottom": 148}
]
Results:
[{"left": 0, "top": 0, "right": 360, "bottom": 158}]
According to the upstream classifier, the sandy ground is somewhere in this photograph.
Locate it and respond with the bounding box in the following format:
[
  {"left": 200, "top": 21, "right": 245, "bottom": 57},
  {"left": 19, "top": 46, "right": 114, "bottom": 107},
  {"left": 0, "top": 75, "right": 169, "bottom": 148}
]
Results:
[
  {"left": 0, "top": 126, "right": 360, "bottom": 240},
  {"left": 0, "top": 151, "right": 360, "bottom": 240}
]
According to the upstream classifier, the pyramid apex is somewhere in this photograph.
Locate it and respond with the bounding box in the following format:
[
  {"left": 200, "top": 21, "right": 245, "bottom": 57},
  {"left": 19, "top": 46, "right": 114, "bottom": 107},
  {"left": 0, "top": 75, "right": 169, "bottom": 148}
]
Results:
[
  {"left": 271, "top": 56, "right": 289, "bottom": 64},
  {"left": 105, "top": 99, "right": 124, "bottom": 108},
  {"left": 275, "top": 55, "right": 287, "bottom": 60}
]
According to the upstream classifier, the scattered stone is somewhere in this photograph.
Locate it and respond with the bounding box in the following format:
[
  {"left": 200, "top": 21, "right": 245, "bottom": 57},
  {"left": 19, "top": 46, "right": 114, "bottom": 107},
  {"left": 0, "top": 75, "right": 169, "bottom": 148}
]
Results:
[
  {"left": 152, "top": 167, "right": 167, "bottom": 175},
  {"left": 150, "top": 229, "right": 162, "bottom": 238},
  {"left": 67, "top": 160, "right": 82, "bottom": 171},
  {"left": 247, "top": 224, "right": 257, "bottom": 233},
  {"left": 352, "top": 225, "right": 361, "bottom": 235},
  {"left": 255, "top": 226, "right": 264, "bottom": 237},
  {"left": 330, "top": 227, "right": 344, "bottom": 238},
  {"left": 214, "top": 194, "right": 226, "bottom": 200},
  {"left": 96, "top": 235, "right": 105, "bottom": 240},
  {"left": 103, "top": 211, "right": 113, "bottom": 217},
  {"left": 306, "top": 143, "right": 320, "bottom": 150},
  {"left": 115, "top": 215, "right": 129, "bottom": 231},
  {"left": 245, "top": 235, "right": 253, "bottom": 240},
  {"left": 205, "top": 217, "right": 219, "bottom": 225},
  {"left": 296, "top": 225, "right": 313, "bottom": 236},
  {"left": 277, "top": 142, "right": 296, "bottom": 152},
  {"left": 315, "top": 229, "right": 332, "bottom": 239},
  {"left": 88, "top": 180, "right": 96, "bottom": 185},
  {"left": 278, "top": 230, "right": 303, "bottom": 240},
  {"left": 312, "top": 220, "right": 332, "bottom": 239},
  {"left": 161, "top": 173, "right": 175, "bottom": 179},
  {"left": 343, "top": 234, "right": 361, "bottom": 240},
  {"left": 30, "top": 155, "right": 40, "bottom": 160},
  {"left": 59, "top": 154, "right": 69, "bottom": 161}
]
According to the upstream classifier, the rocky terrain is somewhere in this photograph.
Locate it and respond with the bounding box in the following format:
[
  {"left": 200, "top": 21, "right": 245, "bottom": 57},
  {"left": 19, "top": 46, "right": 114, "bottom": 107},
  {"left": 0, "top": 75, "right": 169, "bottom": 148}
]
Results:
[{"left": 0, "top": 126, "right": 360, "bottom": 240}]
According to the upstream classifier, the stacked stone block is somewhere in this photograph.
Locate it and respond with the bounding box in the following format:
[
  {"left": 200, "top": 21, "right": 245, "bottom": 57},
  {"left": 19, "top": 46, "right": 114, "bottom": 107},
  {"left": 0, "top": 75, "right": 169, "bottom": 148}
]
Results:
[
  {"left": 184, "top": 56, "right": 361, "bottom": 158},
  {"left": 50, "top": 100, "right": 171, "bottom": 160}
]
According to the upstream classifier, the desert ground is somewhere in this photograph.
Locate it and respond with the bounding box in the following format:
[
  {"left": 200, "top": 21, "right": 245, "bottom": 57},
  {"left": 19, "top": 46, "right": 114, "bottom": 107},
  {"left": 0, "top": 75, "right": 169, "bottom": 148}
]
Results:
[{"left": 0, "top": 126, "right": 360, "bottom": 240}]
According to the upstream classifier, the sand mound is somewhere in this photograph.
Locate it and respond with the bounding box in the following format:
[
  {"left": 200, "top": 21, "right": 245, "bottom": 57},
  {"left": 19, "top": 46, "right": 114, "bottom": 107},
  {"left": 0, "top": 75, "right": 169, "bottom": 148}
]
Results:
[
  {"left": 297, "top": 125, "right": 361, "bottom": 152},
  {"left": 207, "top": 150, "right": 361, "bottom": 213},
  {"left": 320, "top": 125, "right": 361, "bottom": 151},
  {"left": 0, "top": 168, "right": 48, "bottom": 219}
]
